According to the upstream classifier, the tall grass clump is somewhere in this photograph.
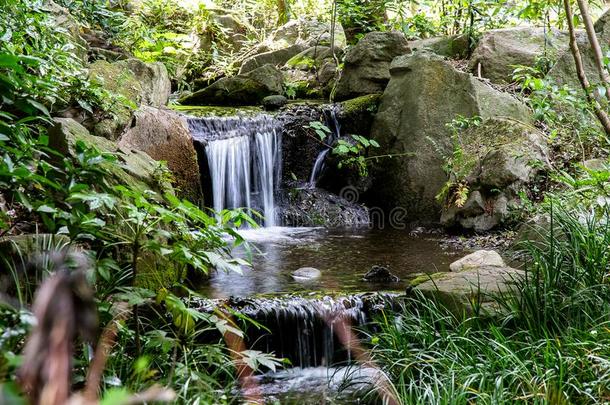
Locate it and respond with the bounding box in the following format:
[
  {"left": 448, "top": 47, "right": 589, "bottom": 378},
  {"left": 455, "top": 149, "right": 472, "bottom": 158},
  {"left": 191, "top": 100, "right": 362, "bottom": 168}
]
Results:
[{"left": 368, "top": 201, "right": 610, "bottom": 404}]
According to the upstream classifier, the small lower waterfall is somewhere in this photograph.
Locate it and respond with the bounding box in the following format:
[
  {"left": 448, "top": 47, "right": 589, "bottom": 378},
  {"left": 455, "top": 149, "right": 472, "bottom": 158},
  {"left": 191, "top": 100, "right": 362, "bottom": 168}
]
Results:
[
  {"left": 309, "top": 106, "right": 341, "bottom": 187},
  {"left": 188, "top": 116, "right": 282, "bottom": 227}
]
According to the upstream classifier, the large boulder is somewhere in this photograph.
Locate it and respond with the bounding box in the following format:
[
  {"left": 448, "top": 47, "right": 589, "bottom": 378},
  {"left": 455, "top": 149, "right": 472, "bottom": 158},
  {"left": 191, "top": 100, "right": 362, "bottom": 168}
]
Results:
[
  {"left": 180, "top": 64, "right": 284, "bottom": 106},
  {"left": 470, "top": 27, "right": 571, "bottom": 84},
  {"left": 335, "top": 31, "right": 410, "bottom": 100},
  {"left": 239, "top": 44, "right": 307, "bottom": 74},
  {"left": 369, "top": 51, "right": 532, "bottom": 223},
  {"left": 118, "top": 107, "right": 202, "bottom": 202},
  {"left": 48, "top": 118, "right": 173, "bottom": 195},
  {"left": 88, "top": 58, "right": 171, "bottom": 139},
  {"left": 440, "top": 118, "right": 549, "bottom": 231},
  {"left": 270, "top": 18, "right": 346, "bottom": 49},
  {"left": 283, "top": 45, "right": 342, "bottom": 96},
  {"left": 547, "top": 10, "right": 610, "bottom": 90}
]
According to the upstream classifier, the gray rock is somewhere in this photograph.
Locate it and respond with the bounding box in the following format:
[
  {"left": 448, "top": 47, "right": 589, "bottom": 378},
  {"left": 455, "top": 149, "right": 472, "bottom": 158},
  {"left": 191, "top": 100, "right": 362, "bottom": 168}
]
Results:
[
  {"left": 440, "top": 118, "right": 548, "bottom": 231},
  {"left": 198, "top": 8, "right": 255, "bottom": 53},
  {"left": 291, "top": 267, "right": 322, "bottom": 281},
  {"left": 409, "top": 34, "right": 469, "bottom": 58},
  {"left": 335, "top": 31, "right": 410, "bottom": 100},
  {"left": 270, "top": 18, "right": 346, "bottom": 49},
  {"left": 546, "top": 9, "right": 610, "bottom": 91},
  {"left": 180, "top": 64, "right": 284, "bottom": 106},
  {"left": 262, "top": 95, "right": 288, "bottom": 110},
  {"left": 413, "top": 265, "right": 524, "bottom": 316},
  {"left": 370, "top": 52, "right": 532, "bottom": 223},
  {"left": 470, "top": 27, "right": 571, "bottom": 84},
  {"left": 87, "top": 58, "right": 171, "bottom": 139},
  {"left": 239, "top": 44, "right": 307, "bottom": 74},
  {"left": 118, "top": 107, "right": 202, "bottom": 202},
  {"left": 449, "top": 250, "right": 505, "bottom": 272},
  {"left": 362, "top": 265, "right": 400, "bottom": 282}
]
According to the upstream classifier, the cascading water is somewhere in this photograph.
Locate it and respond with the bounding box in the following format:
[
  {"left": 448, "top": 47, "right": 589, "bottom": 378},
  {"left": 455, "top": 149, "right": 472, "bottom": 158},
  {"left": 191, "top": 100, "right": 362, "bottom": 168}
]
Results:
[
  {"left": 308, "top": 106, "right": 341, "bottom": 188},
  {"left": 188, "top": 115, "right": 282, "bottom": 227}
]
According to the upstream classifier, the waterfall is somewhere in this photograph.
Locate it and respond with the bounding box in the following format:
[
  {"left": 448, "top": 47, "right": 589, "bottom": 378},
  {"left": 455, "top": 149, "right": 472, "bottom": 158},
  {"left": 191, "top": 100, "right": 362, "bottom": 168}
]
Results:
[
  {"left": 188, "top": 115, "right": 282, "bottom": 227},
  {"left": 194, "top": 294, "right": 397, "bottom": 368},
  {"left": 309, "top": 106, "right": 341, "bottom": 188}
]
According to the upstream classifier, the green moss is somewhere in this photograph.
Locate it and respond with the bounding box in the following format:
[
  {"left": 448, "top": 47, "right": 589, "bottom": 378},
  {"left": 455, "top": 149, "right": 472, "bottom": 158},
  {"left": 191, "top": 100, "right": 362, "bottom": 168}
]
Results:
[
  {"left": 286, "top": 55, "right": 317, "bottom": 70},
  {"left": 339, "top": 93, "right": 382, "bottom": 116},
  {"left": 170, "top": 104, "right": 263, "bottom": 117},
  {"left": 409, "top": 272, "right": 448, "bottom": 287}
]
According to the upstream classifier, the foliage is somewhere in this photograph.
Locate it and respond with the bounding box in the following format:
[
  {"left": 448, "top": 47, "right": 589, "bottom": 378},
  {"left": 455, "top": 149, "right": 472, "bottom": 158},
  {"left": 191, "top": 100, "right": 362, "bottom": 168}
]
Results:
[
  {"left": 305, "top": 120, "right": 380, "bottom": 177},
  {"left": 435, "top": 115, "right": 482, "bottom": 208},
  {"left": 370, "top": 201, "right": 610, "bottom": 404}
]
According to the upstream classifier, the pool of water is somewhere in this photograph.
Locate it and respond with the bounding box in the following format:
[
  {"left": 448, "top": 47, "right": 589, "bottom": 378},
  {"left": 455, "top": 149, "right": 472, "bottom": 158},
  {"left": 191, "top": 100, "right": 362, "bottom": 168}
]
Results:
[{"left": 201, "top": 227, "right": 464, "bottom": 298}]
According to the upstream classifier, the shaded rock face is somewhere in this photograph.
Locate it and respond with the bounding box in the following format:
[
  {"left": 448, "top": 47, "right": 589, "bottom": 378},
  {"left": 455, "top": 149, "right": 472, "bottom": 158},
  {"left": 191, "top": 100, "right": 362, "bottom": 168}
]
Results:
[
  {"left": 118, "top": 107, "right": 203, "bottom": 203},
  {"left": 335, "top": 31, "right": 410, "bottom": 101},
  {"left": 239, "top": 44, "right": 307, "bottom": 74},
  {"left": 270, "top": 18, "right": 347, "bottom": 49},
  {"left": 87, "top": 58, "right": 170, "bottom": 139},
  {"left": 370, "top": 51, "right": 532, "bottom": 224},
  {"left": 262, "top": 95, "right": 288, "bottom": 110},
  {"left": 49, "top": 118, "right": 172, "bottom": 195},
  {"left": 469, "top": 27, "right": 571, "bottom": 84},
  {"left": 408, "top": 34, "right": 469, "bottom": 59},
  {"left": 282, "top": 45, "right": 342, "bottom": 98},
  {"left": 547, "top": 9, "right": 610, "bottom": 90},
  {"left": 440, "top": 118, "right": 549, "bottom": 232},
  {"left": 180, "top": 64, "right": 284, "bottom": 106},
  {"left": 199, "top": 8, "right": 255, "bottom": 53},
  {"left": 279, "top": 187, "right": 369, "bottom": 227}
]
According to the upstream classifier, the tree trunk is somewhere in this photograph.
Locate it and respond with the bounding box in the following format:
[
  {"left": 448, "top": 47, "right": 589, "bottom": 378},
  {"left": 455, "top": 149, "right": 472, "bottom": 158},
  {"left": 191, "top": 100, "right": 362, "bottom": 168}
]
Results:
[
  {"left": 576, "top": 0, "right": 610, "bottom": 98},
  {"left": 564, "top": 0, "right": 610, "bottom": 135}
]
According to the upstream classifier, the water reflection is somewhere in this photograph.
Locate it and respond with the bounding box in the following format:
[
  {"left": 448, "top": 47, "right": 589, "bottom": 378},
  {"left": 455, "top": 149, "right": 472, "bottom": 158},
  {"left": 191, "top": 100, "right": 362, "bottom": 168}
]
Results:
[{"left": 202, "top": 227, "right": 462, "bottom": 298}]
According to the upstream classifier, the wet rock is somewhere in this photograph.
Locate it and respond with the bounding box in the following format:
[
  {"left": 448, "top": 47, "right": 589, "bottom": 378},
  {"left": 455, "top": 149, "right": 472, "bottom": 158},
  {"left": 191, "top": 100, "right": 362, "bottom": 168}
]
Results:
[
  {"left": 180, "top": 64, "right": 284, "bottom": 106},
  {"left": 280, "top": 187, "right": 369, "bottom": 227},
  {"left": 262, "top": 95, "right": 288, "bottom": 110},
  {"left": 291, "top": 267, "right": 322, "bottom": 281},
  {"left": 335, "top": 31, "right": 410, "bottom": 100},
  {"left": 362, "top": 265, "right": 400, "bottom": 283},
  {"left": 449, "top": 250, "right": 505, "bottom": 272},
  {"left": 118, "top": 107, "right": 202, "bottom": 202},
  {"left": 370, "top": 51, "right": 532, "bottom": 224},
  {"left": 408, "top": 34, "right": 469, "bottom": 59},
  {"left": 470, "top": 27, "right": 571, "bottom": 84}
]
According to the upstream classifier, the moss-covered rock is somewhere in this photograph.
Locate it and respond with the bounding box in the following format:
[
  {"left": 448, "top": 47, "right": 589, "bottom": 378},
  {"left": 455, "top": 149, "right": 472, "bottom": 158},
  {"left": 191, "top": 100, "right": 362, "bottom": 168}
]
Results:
[
  {"left": 88, "top": 58, "right": 171, "bottom": 139},
  {"left": 440, "top": 118, "right": 549, "bottom": 232},
  {"left": 49, "top": 117, "right": 173, "bottom": 195},
  {"left": 180, "top": 64, "right": 284, "bottom": 106},
  {"left": 239, "top": 44, "right": 307, "bottom": 74},
  {"left": 369, "top": 51, "right": 532, "bottom": 224}
]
